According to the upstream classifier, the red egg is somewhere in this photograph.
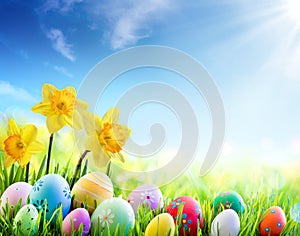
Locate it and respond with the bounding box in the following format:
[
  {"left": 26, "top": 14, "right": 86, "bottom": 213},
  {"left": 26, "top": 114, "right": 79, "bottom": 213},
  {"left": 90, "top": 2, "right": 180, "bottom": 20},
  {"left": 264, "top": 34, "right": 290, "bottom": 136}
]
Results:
[
  {"left": 166, "top": 196, "right": 203, "bottom": 236},
  {"left": 259, "top": 206, "right": 286, "bottom": 236}
]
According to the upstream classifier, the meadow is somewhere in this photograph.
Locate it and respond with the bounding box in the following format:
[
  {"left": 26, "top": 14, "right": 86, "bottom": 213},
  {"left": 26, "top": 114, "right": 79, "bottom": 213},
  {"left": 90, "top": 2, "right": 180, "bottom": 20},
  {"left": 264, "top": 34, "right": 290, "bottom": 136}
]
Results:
[{"left": 0, "top": 150, "right": 299, "bottom": 236}]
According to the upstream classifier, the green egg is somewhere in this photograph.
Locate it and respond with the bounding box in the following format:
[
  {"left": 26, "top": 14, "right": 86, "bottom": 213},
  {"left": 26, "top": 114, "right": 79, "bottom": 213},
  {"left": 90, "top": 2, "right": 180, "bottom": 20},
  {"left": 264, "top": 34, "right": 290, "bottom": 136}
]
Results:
[
  {"left": 213, "top": 190, "right": 245, "bottom": 215},
  {"left": 14, "top": 204, "right": 38, "bottom": 236},
  {"left": 91, "top": 198, "right": 135, "bottom": 235}
]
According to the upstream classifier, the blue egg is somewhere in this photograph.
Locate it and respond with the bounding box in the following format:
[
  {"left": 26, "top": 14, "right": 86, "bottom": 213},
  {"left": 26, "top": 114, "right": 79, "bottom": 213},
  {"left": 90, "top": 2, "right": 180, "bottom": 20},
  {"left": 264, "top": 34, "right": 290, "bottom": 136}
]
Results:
[{"left": 30, "top": 174, "right": 71, "bottom": 221}]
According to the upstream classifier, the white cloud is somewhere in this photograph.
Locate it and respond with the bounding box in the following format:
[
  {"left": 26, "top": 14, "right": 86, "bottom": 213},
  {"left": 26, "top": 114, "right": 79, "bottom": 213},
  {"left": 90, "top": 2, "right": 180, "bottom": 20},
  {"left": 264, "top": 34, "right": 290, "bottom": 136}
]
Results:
[
  {"left": 100, "top": 0, "right": 174, "bottom": 49},
  {"left": 41, "top": 0, "right": 83, "bottom": 13},
  {"left": 46, "top": 28, "right": 76, "bottom": 61},
  {"left": 0, "top": 81, "right": 36, "bottom": 103},
  {"left": 53, "top": 65, "right": 73, "bottom": 78}
]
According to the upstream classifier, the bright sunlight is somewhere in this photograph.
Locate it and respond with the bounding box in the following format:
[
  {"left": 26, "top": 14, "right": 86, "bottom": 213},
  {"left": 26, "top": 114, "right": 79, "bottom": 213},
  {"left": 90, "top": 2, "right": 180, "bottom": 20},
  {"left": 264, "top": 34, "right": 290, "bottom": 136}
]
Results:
[{"left": 286, "top": 0, "right": 300, "bottom": 25}]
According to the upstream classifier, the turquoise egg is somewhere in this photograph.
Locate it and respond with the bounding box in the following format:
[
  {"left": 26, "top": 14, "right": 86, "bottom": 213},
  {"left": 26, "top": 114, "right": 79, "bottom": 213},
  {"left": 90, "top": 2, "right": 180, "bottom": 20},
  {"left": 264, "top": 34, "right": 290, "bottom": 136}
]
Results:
[
  {"left": 30, "top": 174, "right": 71, "bottom": 221},
  {"left": 213, "top": 190, "right": 245, "bottom": 215},
  {"left": 91, "top": 198, "right": 135, "bottom": 235}
]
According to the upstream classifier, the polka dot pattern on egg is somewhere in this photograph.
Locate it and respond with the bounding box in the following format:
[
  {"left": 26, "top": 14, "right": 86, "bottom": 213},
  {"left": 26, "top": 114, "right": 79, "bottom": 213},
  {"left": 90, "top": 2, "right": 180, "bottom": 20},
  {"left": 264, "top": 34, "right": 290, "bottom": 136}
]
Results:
[{"left": 259, "top": 206, "right": 286, "bottom": 236}]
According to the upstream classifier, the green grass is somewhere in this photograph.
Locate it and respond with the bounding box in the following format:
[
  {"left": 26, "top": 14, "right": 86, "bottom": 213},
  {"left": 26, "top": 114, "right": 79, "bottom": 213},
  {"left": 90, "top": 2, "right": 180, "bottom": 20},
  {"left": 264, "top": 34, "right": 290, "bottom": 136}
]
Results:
[{"left": 0, "top": 151, "right": 299, "bottom": 235}]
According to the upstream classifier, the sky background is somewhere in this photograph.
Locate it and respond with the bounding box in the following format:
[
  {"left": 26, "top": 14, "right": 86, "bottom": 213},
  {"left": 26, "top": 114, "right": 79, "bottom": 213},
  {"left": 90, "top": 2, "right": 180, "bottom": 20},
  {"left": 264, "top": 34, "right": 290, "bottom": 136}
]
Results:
[{"left": 1, "top": 0, "right": 300, "bottom": 173}]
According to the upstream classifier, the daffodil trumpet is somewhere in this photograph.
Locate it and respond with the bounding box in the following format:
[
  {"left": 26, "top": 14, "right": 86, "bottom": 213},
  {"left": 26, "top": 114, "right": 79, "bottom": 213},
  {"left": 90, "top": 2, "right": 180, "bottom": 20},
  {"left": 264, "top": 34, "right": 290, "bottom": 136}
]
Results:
[{"left": 70, "top": 149, "right": 90, "bottom": 190}]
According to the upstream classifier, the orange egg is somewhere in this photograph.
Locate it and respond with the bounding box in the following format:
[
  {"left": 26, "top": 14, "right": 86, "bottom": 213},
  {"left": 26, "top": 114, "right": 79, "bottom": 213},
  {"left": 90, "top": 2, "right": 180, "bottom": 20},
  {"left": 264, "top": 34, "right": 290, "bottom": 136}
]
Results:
[
  {"left": 259, "top": 206, "right": 286, "bottom": 236},
  {"left": 71, "top": 172, "right": 113, "bottom": 214}
]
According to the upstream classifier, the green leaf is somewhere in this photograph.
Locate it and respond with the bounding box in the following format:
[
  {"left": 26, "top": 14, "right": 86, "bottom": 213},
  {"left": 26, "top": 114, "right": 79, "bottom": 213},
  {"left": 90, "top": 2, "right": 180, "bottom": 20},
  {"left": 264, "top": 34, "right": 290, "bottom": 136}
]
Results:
[
  {"left": 37, "top": 155, "right": 47, "bottom": 180},
  {"left": 13, "top": 165, "right": 25, "bottom": 183},
  {"left": 8, "top": 164, "right": 15, "bottom": 184}
]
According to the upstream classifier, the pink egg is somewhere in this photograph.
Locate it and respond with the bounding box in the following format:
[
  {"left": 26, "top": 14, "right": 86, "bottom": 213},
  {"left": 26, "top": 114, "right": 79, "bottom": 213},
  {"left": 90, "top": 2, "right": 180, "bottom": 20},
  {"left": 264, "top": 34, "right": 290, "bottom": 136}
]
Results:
[
  {"left": 62, "top": 208, "right": 91, "bottom": 236},
  {"left": 0, "top": 182, "right": 32, "bottom": 216},
  {"left": 127, "top": 184, "right": 163, "bottom": 214}
]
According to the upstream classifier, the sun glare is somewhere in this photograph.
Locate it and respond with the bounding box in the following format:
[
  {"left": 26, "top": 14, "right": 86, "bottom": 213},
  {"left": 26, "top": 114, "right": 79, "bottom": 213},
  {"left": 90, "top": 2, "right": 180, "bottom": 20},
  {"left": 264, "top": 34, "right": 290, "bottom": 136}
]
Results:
[{"left": 286, "top": 0, "right": 300, "bottom": 25}]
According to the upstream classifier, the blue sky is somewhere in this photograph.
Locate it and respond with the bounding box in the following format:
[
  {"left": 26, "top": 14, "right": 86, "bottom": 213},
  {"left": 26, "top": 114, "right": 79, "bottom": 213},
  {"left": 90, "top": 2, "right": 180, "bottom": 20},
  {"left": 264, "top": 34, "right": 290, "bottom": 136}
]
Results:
[{"left": 1, "top": 0, "right": 300, "bottom": 169}]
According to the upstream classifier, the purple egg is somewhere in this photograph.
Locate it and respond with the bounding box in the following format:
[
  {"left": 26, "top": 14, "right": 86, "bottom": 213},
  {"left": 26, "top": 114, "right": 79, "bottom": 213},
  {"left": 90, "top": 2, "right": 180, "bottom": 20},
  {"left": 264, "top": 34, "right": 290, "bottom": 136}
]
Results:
[
  {"left": 0, "top": 182, "right": 32, "bottom": 216},
  {"left": 127, "top": 184, "right": 163, "bottom": 213},
  {"left": 62, "top": 208, "right": 91, "bottom": 236}
]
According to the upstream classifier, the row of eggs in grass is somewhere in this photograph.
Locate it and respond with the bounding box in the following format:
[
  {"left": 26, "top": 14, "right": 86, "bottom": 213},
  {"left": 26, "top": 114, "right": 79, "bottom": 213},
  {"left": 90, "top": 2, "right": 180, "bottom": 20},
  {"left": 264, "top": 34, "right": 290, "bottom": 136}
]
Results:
[{"left": 0, "top": 172, "right": 288, "bottom": 236}]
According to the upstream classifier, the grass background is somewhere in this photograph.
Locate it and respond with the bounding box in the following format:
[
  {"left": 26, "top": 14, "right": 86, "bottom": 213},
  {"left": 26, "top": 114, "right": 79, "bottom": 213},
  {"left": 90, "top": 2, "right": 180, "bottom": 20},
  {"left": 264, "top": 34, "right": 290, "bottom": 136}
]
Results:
[{"left": 0, "top": 150, "right": 299, "bottom": 235}]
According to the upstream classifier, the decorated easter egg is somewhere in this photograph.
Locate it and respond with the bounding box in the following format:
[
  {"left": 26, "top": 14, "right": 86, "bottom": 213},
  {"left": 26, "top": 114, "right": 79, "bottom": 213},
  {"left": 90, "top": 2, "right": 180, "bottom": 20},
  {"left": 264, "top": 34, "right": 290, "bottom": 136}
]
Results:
[
  {"left": 0, "top": 182, "right": 32, "bottom": 216},
  {"left": 213, "top": 190, "right": 245, "bottom": 214},
  {"left": 30, "top": 174, "right": 71, "bottom": 221},
  {"left": 91, "top": 198, "right": 135, "bottom": 235},
  {"left": 166, "top": 196, "right": 203, "bottom": 235},
  {"left": 259, "top": 206, "right": 286, "bottom": 236},
  {"left": 13, "top": 204, "right": 39, "bottom": 236},
  {"left": 71, "top": 172, "right": 113, "bottom": 214},
  {"left": 62, "top": 208, "right": 91, "bottom": 236},
  {"left": 127, "top": 184, "right": 163, "bottom": 214},
  {"left": 211, "top": 209, "right": 240, "bottom": 236},
  {"left": 145, "top": 213, "right": 175, "bottom": 236}
]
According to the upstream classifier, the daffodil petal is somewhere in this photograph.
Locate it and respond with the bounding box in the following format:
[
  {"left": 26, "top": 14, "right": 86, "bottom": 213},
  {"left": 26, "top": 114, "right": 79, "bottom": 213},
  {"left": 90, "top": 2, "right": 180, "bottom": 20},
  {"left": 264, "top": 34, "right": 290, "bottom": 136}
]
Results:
[
  {"left": 3, "top": 155, "right": 15, "bottom": 168},
  {"left": 72, "top": 110, "right": 83, "bottom": 130},
  {"left": 7, "top": 119, "right": 20, "bottom": 136},
  {"left": 46, "top": 115, "right": 65, "bottom": 133},
  {"left": 76, "top": 99, "right": 89, "bottom": 111},
  {"left": 82, "top": 112, "right": 101, "bottom": 134},
  {"left": 81, "top": 111, "right": 94, "bottom": 133},
  {"left": 42, "top": 84, "right": 58, "bottom": 101},
  {"left": 21, "top": 125, "right": 37, "bottom": 144},
  {"left": 84, "top": 134, "right": 100, "bottom": 152},
  {"left": 64, "top": 113, "right": 73, "bottom": 127},
  {"left": 85, "top": 133, "right": 110, "bottom": 167},
  {"left": 102, "top": 107, "right": 120, "bottom": 124},
  {"left": 94, "top": 114, "right": 102, "bottom": 133},
  {"left": 63, "top": 111, "right": 82, "bottom": 130},
  {"left": 65, "top": 86, "right": 76, "bottom": 96},
  {"left": 27, "top": 141, "right": 44, "bottom": 154},
  {"left": 32, "top": 102, "right": 56, "bottom": 116},
  {"left": 91, "top": 148, "right": 110, "bottom": 168},
  {"left": 115, "top": 152, "right": 125, "bottom": 163},
  {"left": 17, "top": 152, "right": 31, "bottom": 168},
  {"left": 0, "top": 136, "right": 5, "bottom": 150}
]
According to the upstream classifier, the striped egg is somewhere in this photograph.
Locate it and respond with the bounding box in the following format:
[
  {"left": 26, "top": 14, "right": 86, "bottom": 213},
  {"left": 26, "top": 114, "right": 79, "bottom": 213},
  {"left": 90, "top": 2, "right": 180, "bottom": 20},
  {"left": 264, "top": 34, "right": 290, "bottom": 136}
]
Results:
[{"left": 71, "top": 172, "right": 113, "bottom": 214}]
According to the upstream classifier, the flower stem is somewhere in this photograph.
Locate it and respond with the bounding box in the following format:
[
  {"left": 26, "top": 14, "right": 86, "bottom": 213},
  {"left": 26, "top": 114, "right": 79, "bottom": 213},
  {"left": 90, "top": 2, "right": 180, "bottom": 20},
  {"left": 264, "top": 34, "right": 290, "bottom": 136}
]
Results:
[
  {"left": 46, "top": 133, "right": 54, "bottom": 175},
  {"left": 25, "top": 162, "right": 30, "bottom": 183},
  {"left": 70, "top": 150, "right": 90, "bottom": 190}
]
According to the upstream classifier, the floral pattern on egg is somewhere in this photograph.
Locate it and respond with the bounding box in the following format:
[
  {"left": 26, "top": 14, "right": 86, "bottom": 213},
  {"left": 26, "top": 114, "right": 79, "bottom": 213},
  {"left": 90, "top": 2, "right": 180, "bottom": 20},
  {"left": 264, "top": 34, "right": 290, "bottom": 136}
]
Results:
[
  {"left": 32, "top": 180, "right": 44, "bottom": 192},
  {"left": 99, "top": 209, "right": 115, "bottom": 227},
  {"left": 91, "top": 198, "right": 135, "bottom": 235},
  {"left": 63, "top": 187, "right": 71, "bottom": 200},
  {"left": 127, "top": 184, "right": 163, "bottom": 214}
]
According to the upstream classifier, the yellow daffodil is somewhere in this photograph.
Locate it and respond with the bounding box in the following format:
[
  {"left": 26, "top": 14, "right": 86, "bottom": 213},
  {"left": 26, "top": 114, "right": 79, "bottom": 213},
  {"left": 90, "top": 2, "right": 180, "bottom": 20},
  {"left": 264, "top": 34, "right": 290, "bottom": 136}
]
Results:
[
  {"left": 84, "top": 108, "right": 131, "bottom": 167},
  {"left": 31, "top": 84, "right": 88, "bottom": 133},
  {"left": 0, "top": 119, "right": 44, "bottom": 168}
]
